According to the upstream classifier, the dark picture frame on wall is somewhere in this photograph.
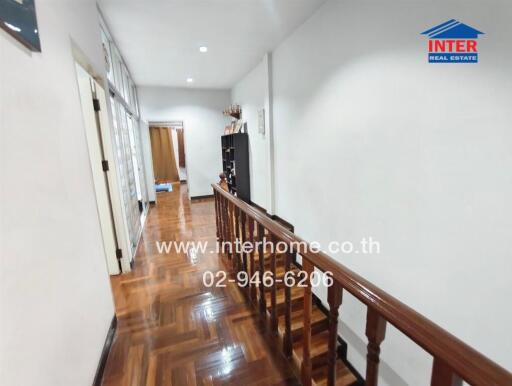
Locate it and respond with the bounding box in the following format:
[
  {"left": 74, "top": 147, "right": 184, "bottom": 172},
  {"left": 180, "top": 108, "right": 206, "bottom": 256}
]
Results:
[{"left": 0, "top": 0, "right": 41, "bottom": 51}]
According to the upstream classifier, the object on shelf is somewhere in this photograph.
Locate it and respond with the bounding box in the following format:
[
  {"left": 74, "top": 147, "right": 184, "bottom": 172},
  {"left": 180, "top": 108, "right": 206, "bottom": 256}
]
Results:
[
  {"left": 224, "top": 120, "right": 245, "bottom": 134},
  {"left": 223, "top": 104, "right": 242, "bottom": 120},
  {"left": 219, "top": 173, "right": 228, "bottom": 191},
  {"left": 233, "top": 121, "right": 243, "bottom": 133}
]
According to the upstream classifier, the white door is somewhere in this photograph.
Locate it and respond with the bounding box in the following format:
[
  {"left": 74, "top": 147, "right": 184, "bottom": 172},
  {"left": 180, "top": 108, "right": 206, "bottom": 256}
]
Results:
[
  {"left": 132, "top": 119, "right": 149, "bottom": 217},
  {"left": 76, "top": 63, "right": 121, "bottom": 275},
  {"left": 110, "top": 99, "right": 142, "bottom": 256},
  {"left": 96, "top": 84, "right": 132, "bottom": 273}
]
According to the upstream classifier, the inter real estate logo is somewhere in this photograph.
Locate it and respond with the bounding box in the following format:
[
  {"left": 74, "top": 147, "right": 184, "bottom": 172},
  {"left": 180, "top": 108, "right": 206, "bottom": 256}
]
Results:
[{"left": 421, "top": 19, "right": 484, "bottom": 63}]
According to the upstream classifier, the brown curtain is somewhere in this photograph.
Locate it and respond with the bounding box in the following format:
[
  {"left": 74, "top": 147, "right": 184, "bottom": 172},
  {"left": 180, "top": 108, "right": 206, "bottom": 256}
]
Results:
[
  {"left": 177, "top": 128, "right": 186, "bottom": 168},
  {"left": 149, "top": 126, "right": 179, "bottom": 183}
]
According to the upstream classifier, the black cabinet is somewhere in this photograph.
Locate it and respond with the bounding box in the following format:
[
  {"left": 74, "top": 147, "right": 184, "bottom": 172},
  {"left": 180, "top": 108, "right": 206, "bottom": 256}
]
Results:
[{"left": 221, "top": 133, "right": 250, "bottom": 202}]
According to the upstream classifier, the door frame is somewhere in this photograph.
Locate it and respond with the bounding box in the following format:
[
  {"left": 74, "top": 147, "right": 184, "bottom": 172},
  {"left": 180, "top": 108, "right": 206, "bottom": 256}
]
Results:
[
  {"left": 75, "top": 61, "right": 132, "bottom": 274},
  {"left": 148, "top": 120, "right": 188, "bottom": 187},
  {"left": 75, "top": 62, "right": 120, "bottom": 274},
  {"left": 95, "top": 81, "right": 133, "bottom": 273}
]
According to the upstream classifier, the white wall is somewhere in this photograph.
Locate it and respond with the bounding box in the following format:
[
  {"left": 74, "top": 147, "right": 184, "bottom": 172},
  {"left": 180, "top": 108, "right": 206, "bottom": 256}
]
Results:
[
  {"left": 231, "top": 59, "right": 269, "bottom": 209},
  {"left": 269, "top": 0, "right": 512, "bottom": 384},
  {"left": 138, "top": 87, "right": 230, "bottom": 197},
  {"left": 0, "top": 1, "right": 115, "bottom": 385}
]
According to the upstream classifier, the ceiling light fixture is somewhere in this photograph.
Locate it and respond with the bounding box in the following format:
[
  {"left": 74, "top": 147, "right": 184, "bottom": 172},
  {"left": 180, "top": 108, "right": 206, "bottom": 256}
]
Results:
[
  {"left": 199, "top": 46, "right": 208, "bottom": 53},
  {"left": 186, "top": 77, "right": 194, "bottom": 83}
]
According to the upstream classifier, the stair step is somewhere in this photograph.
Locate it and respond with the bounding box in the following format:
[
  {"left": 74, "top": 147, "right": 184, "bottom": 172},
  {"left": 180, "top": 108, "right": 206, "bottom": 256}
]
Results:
[
  {"left": 293, "top": 329, "right": 331, "bottom": 369},
  {"left": 249, "top": 260, "right": 297, "bottom": 289},
  {"left": 248, "top": 266, "right": 298, "bottom": 289},
  {"left": 278, "top": 307, "right": 329, "bottom": 342},
  {"left": 265, "top": 285, "right": 304, "bottom": 314},
  {"left": 275, "top": 267, "right": 300, "bottom": 288},
  {"left": 312, "top": 361, "right": 358, "bottom": 386},
  {"left": 253, "top": 251, "right": 286, "bottom": 264},
  {"left": 230, "top": 236, "right": 358, "bottom": 386}
]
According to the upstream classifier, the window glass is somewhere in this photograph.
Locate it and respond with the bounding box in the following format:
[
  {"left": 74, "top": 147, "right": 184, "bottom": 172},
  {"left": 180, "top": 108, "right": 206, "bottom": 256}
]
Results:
[{"left": 113, "top": 48, "right": 124, "bottom": 98}]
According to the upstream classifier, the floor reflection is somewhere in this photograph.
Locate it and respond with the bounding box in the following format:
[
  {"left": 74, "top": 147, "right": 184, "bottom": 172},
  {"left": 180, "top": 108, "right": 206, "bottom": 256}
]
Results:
[{"left": 103, "top": 184, "right": 299, "bottom": 386}]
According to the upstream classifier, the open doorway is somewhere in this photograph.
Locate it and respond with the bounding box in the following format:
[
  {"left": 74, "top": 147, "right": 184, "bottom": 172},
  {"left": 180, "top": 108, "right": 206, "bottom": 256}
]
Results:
[{"left": 149, "top": 122, "right": 187, "bottom": 194}]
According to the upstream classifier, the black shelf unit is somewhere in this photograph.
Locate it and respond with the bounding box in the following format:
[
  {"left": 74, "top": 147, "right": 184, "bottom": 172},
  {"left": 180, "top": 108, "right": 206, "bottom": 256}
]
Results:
[{"left": 221, "top": 132, "right": 250, "bottom": 202}]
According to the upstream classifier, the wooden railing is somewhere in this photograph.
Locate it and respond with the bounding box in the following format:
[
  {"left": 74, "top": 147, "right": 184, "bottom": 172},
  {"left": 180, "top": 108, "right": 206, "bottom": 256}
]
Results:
[{"left": 212, "top": 183, "right": 512, "bottom": 386}]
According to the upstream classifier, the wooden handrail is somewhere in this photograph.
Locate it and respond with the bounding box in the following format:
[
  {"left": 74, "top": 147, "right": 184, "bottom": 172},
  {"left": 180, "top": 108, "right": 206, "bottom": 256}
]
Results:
[{"left": 212, "top": 183, "right": 511, "bottom": 386}]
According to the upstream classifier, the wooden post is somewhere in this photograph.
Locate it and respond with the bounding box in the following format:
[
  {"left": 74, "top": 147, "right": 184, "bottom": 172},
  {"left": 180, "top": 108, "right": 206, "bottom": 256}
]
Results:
[
  {"left": 301, "top": 258, "right": 314, "bottom": 386},
  {"left": 327, "top": 281, "right": 343, "bottom": 386},
  {"left": 365, "top": 307, "right": 387, "bottom": 386},
  {"left": 431, "top": 358, "right": 463, "bottom": 386}
]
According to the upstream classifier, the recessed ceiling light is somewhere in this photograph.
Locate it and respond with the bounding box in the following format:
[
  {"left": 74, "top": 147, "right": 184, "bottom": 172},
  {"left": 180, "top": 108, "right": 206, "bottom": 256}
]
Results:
[
  {"left": 199, "top": 46, "right": 208, "bottom": 53},
  {"left": 186, "top": 77, "right": 194, "bottom": 83}
]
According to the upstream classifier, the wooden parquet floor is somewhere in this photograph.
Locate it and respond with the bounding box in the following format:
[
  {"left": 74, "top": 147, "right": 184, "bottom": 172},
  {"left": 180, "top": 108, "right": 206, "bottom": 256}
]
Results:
[{"left": 102, "top": 184, "right": 300, "bottom": 386}]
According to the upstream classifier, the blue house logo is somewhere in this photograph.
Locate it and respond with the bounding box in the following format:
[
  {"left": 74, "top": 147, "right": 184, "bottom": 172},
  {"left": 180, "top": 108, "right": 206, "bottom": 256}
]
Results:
[{"left": 421, "top": 19, "right": 484, "bottom": 63}]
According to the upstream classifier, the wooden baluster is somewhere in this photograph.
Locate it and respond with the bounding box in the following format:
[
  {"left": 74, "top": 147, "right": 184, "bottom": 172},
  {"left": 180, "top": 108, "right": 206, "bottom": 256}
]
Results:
[
  {"left": 217, "top": 192, "right": 222, "bottom": 242},
  {"left": 327, "top": 281, "right": 343, "bottom": 386},
  {"left": 217, "top": 194, "right": 223, "bottom": 248},
  {"left": 228, "top": 201, "right": 235, "bottom": 267},
  {"left": 248, "top": 215, "right": 256, "bottom": 303},
  {"left": 234, "top": 206, "right": 241, "bottom": 274},
  {"left": 270, "top": 233, "right": 278, "bottom": 333},
  {"left": 220, "top": 195, "right": 229, "bottom": 256},
  {"left": 213, "top": 191, "right": 219, "bottom": 242},
  {"left": 220, "top": 195, "right": 226, "bottom": 245},
  {"left": 283, "top": 250, "right": 293, "bottom": 357},
  {"left": 301, "top": 258, "right": 314, "bottom": 386},
  {"left": 222, "top": 197, "right": 229, "bottom": 254},
  {"left": 365, "top": 307, "right": 387, "bottom": 386},
  {"left": 217, "top": 192, "right": 224, "bottom": 243},
  {"left": 238, "top": 209, "right": 250, "bottom": 297},
  {"left": 431, "top": 358, "right": 463, "bottom": 386},
  {"left": 225, "top": 200, "right": 231, "bottom": 259},
  {"left": 228, "top": 201, "right": 234, "bottom": 263},
  {"left": 257, "top": 223, "right": 266, "bottom": 315},
  {"left": 240, "top": 210, "right": 248, "bottom": 288}
]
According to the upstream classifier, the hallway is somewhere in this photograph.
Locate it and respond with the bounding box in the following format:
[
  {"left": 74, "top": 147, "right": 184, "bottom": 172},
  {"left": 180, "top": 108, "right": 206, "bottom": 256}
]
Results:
[
  {"left": 102, "top": 184, "right": 299, "bottom": 385},
  {"left": 3, "top": 1, "right": 512, "bottom": 385}
]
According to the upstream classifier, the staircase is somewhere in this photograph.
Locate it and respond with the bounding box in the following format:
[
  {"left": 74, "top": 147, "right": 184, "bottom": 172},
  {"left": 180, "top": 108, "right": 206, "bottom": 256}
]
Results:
[
  {"left": 213, "top": 184, "right": 512, "bottom": 386},
  {"left": 255, "top": 249, "right": 358, "bottom": 386},
  {"left": 215, "top": 204, "right": 359, "bottom": 386}
]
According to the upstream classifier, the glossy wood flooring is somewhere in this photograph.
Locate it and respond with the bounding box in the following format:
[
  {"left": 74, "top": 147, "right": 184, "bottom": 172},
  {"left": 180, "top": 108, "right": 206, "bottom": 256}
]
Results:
[{"left": 102, "top": 184, "right": 300, "bottom": 386}]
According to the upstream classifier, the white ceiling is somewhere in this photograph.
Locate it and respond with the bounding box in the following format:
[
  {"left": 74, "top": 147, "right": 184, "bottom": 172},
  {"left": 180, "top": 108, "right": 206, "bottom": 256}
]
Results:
[{"left": 98, "top": 0, "right": 327, "bottom": 89}]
